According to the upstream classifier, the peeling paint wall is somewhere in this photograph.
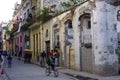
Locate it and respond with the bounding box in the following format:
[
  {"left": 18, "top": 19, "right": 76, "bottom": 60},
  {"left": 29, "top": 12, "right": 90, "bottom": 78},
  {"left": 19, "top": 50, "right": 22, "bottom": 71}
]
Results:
[
  {"left": 93, "top": 1, "right": 118, "bottom": 65},
  {"left": 92, "top": 1, "right": 118, "bottom": 76},
  {"left": 73, "top": 1, "right": 92, "bottom": 70},
  {"left": 43, "top": 0, "right": 69, "bottom": 11},
  {"left": 42, "top": 21, "right": 52, "bottom": 51},
  {"left": 41, "top": 0, "right": 119, "bottom": 76},
  {"left": 42, "top": 10, "right": 75, "bottom": 67},
  {"left": 72, "top": 0, "right": 118, "bottom": 76}
]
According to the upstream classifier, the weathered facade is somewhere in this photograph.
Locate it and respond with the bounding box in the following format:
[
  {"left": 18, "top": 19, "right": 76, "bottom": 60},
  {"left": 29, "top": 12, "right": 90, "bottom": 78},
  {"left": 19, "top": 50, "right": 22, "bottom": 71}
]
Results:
[
  {"left": 12, "top": 2, "right": 24, "bottom": 57},
  {"left": 3, "top": 21, "right": 14, "bottom": 55},
  {"left": 41, "top": 0, "right": 119, "bottom": 76},
  {"left": 73, "top": 0, "right": 119, "bottom": 76},
  {"left": 0, "top": 22, "right": 4, "bottom": 52},
  {"left": 29, "top": 0, "right": 42, "bottom": 63},
  {"left": 40, "top": 10, "right": 75, "bottom": 68}
]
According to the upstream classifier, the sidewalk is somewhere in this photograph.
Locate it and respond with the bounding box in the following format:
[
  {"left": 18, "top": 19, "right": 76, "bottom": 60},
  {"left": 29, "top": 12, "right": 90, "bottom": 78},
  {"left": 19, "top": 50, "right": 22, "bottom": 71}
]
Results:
[
  {"left": 28, "top": 56, "right": 120, "bottom": 80},
  {"left": 59, "top": 68, "right": 120, "bottom": 80},
  {"left": 30, "top": 59, "right": 120, "bottom": 80}
]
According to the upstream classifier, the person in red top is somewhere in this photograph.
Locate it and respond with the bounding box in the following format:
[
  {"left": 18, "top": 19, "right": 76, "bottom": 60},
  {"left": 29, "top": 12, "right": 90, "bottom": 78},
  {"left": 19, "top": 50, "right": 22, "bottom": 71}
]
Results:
[
  {"left": 49, "top": 50, "right": 54, "bottom": 57},
  {"left": 48, "top": 50, "right": 56, "bottom": 71}
]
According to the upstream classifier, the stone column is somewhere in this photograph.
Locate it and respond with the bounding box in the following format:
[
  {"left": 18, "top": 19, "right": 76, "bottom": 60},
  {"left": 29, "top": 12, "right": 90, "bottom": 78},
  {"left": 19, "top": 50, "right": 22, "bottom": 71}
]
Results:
[{"left": 92, "top": 1, "right": 118, "bottom": 76}]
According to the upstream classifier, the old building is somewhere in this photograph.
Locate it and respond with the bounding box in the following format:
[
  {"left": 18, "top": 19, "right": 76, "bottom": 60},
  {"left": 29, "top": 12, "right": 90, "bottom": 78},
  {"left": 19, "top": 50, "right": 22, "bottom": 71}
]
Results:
[
  {"left": 29, "top": 0, "right": 41, "bottom": 64},
  {"left": 4, "top": 0, "right": 120, "bottom": 76},
  {"left": 3, "top": 21, "right": 14, "bottom": 55},
  {"left": 41, "top": 0, "right": 119, "bottom": 76},
  {"left": 0, "top": 22, "right": 4, "bottom": 52},
  {"left": 11, "top": 2, "right": 24, "bottom": 57}
]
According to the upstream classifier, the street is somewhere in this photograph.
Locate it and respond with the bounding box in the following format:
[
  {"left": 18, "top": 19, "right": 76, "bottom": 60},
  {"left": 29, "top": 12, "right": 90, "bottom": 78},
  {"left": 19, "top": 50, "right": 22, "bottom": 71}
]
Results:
[{"left": 3, "top": 57, "right": 78, "bottom": 80}]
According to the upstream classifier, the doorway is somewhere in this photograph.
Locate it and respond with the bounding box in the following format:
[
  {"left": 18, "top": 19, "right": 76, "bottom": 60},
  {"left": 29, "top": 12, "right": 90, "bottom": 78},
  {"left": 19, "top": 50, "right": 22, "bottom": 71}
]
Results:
[
  {"left": 45, "top": 41, "right": 50, "bottom": 55},
  {"left": 79, "top": 13, "right": 93, "bottom": 73}
]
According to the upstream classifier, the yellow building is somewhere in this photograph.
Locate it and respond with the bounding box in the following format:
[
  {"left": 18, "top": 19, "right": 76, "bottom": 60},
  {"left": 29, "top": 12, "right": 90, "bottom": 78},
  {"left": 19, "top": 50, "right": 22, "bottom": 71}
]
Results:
[
  {"left": 29, "top": 0, "right": 43, "bottom": 64},
  {"left": 3, "top": 21, "right": 14, "bottom": 54},
  {"left": 29, "top": 22, "right": 42, "bottom": 64}
]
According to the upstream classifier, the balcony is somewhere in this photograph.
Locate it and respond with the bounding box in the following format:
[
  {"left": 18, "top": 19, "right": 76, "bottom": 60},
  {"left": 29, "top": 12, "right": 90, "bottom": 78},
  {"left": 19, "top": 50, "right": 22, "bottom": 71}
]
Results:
[
  {"left": 20, "top": 16, "right": 37, "bottom": 31},
  {"left": 21, "top": 13, "right": 33, "bottom": 25},
  {"left": 11, "top": 23, "right": 19, "bottom": 33}
]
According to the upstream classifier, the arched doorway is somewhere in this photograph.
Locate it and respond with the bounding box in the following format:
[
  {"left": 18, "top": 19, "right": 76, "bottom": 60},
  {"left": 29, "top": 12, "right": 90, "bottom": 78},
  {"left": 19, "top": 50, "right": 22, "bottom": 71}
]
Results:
[
  {"left": 79, "top": 13, "right": 93, "bottom": 73},
  {"left": 53, "top": 24, "right": 60, "bottom": 66},
  {"left": 64, "top": 19, "right": 74, "bottom": 68},
  {"left": 53, "top": 24, "right": 60, "bottom": 49}
]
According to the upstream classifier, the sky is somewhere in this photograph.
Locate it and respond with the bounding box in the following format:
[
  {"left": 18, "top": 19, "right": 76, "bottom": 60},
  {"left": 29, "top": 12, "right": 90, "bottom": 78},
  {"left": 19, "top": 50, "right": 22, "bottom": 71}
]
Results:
[{"left": 0, "top": 0, "right": 21, "bottom": 23}]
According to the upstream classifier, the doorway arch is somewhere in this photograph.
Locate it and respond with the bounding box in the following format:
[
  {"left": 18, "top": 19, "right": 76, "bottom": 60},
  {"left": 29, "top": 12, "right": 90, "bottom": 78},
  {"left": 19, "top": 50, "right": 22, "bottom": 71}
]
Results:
[{"left": 78, "top": 13, "right": 93, "bottom": 73}]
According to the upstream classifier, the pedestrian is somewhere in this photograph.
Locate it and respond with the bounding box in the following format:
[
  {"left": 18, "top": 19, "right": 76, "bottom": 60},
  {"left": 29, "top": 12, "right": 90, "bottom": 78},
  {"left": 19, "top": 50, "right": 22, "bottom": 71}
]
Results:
[
  {"left": 0, "top": 53, "right": 4, "bottom": 69},
  {"left": 28, "top": 53, "right": 32, "bottom": 63},
  {"left": 7, "top": 54, "right": 12, "bottom": 68},
  {"left": 18, "top": 48, "right": 22, "bottom": 60},
  {"left": 40, "top": 51, "right": 46, "bottom": 67},
  {"left": 47, "top": 50, "right": 56, "bottom": 71},
  {"left": 49, "top": 50, "right": 55, "bottom": 57},
  {"left": 54, "top": 49, "right": 59, "bottom": 66}
]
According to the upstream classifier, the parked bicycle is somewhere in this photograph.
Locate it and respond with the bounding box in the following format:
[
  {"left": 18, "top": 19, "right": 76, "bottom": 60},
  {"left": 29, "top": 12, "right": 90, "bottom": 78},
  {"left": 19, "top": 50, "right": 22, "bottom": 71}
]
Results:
[{"left": 45, "top": 65, "right": 59, "bottom": 77}]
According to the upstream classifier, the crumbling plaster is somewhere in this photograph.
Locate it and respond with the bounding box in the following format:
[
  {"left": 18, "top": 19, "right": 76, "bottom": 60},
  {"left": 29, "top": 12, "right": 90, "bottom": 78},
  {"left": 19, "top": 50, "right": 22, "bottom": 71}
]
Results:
[
  {"left": 42, "top": 10, "right": 72, "bottom": 51},
  {"left": 72, "top": 1, "right": 93, "bottom": 70},
  {"left": 41, "top": 0, "right": 119, "bottom": 75},
  {"left": 72, "top": 0, "right": 118, "bottom": 75}
]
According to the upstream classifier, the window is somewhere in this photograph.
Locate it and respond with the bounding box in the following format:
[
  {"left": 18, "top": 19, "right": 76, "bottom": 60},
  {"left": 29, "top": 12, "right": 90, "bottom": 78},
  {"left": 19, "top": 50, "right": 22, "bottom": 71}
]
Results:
[
  {"left": 87, "top": 21, "right": 91, "bottom": 29},
  {"left": 16, "top": 37, "right": 19, "bottom": 44},
  {"left": 20, "top": 36, "right": 22, "bottom": 43},
  {"left": 117, "top": 10, "right": 120, "bottom": 21},
  {"left": 36, "top": 34, "right": 38, "bottom": 53},
  {"left": 57, "top": 35, "right": 59, "bottom": 46},
  {"left": 24, "top": 12, "right": 26, "bottom": 19},
  {"left": 27, "top": 9, "right": 29, "bottom": 17},
  {"left": 46, "top": 29, "right": 48, "bottom": 37},
  {"left": 65, "top": 20, "right": 74, "bottom": 44},
  {"left": 68, "top": 21, "right": 72, "bottom": 28}
]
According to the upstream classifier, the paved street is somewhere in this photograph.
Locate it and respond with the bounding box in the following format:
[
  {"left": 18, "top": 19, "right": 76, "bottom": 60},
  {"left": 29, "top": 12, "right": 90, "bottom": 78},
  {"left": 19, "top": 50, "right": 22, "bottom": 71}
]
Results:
[
  {"left": 3, "top": 58, "right": 78, "bottom": 80},
  {"left": 2, "top": 57, "right": 120, "bottom": 80},
  {"left": 0, "top": 73, "right": 9, "bottom": 80}
]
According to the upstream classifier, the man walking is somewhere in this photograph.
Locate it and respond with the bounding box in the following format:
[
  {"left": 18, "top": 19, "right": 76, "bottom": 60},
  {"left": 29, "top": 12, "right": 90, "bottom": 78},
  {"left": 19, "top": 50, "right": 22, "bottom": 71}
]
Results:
[{"left": 40, "top": 51, "right": 46, "bottom": 67}]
